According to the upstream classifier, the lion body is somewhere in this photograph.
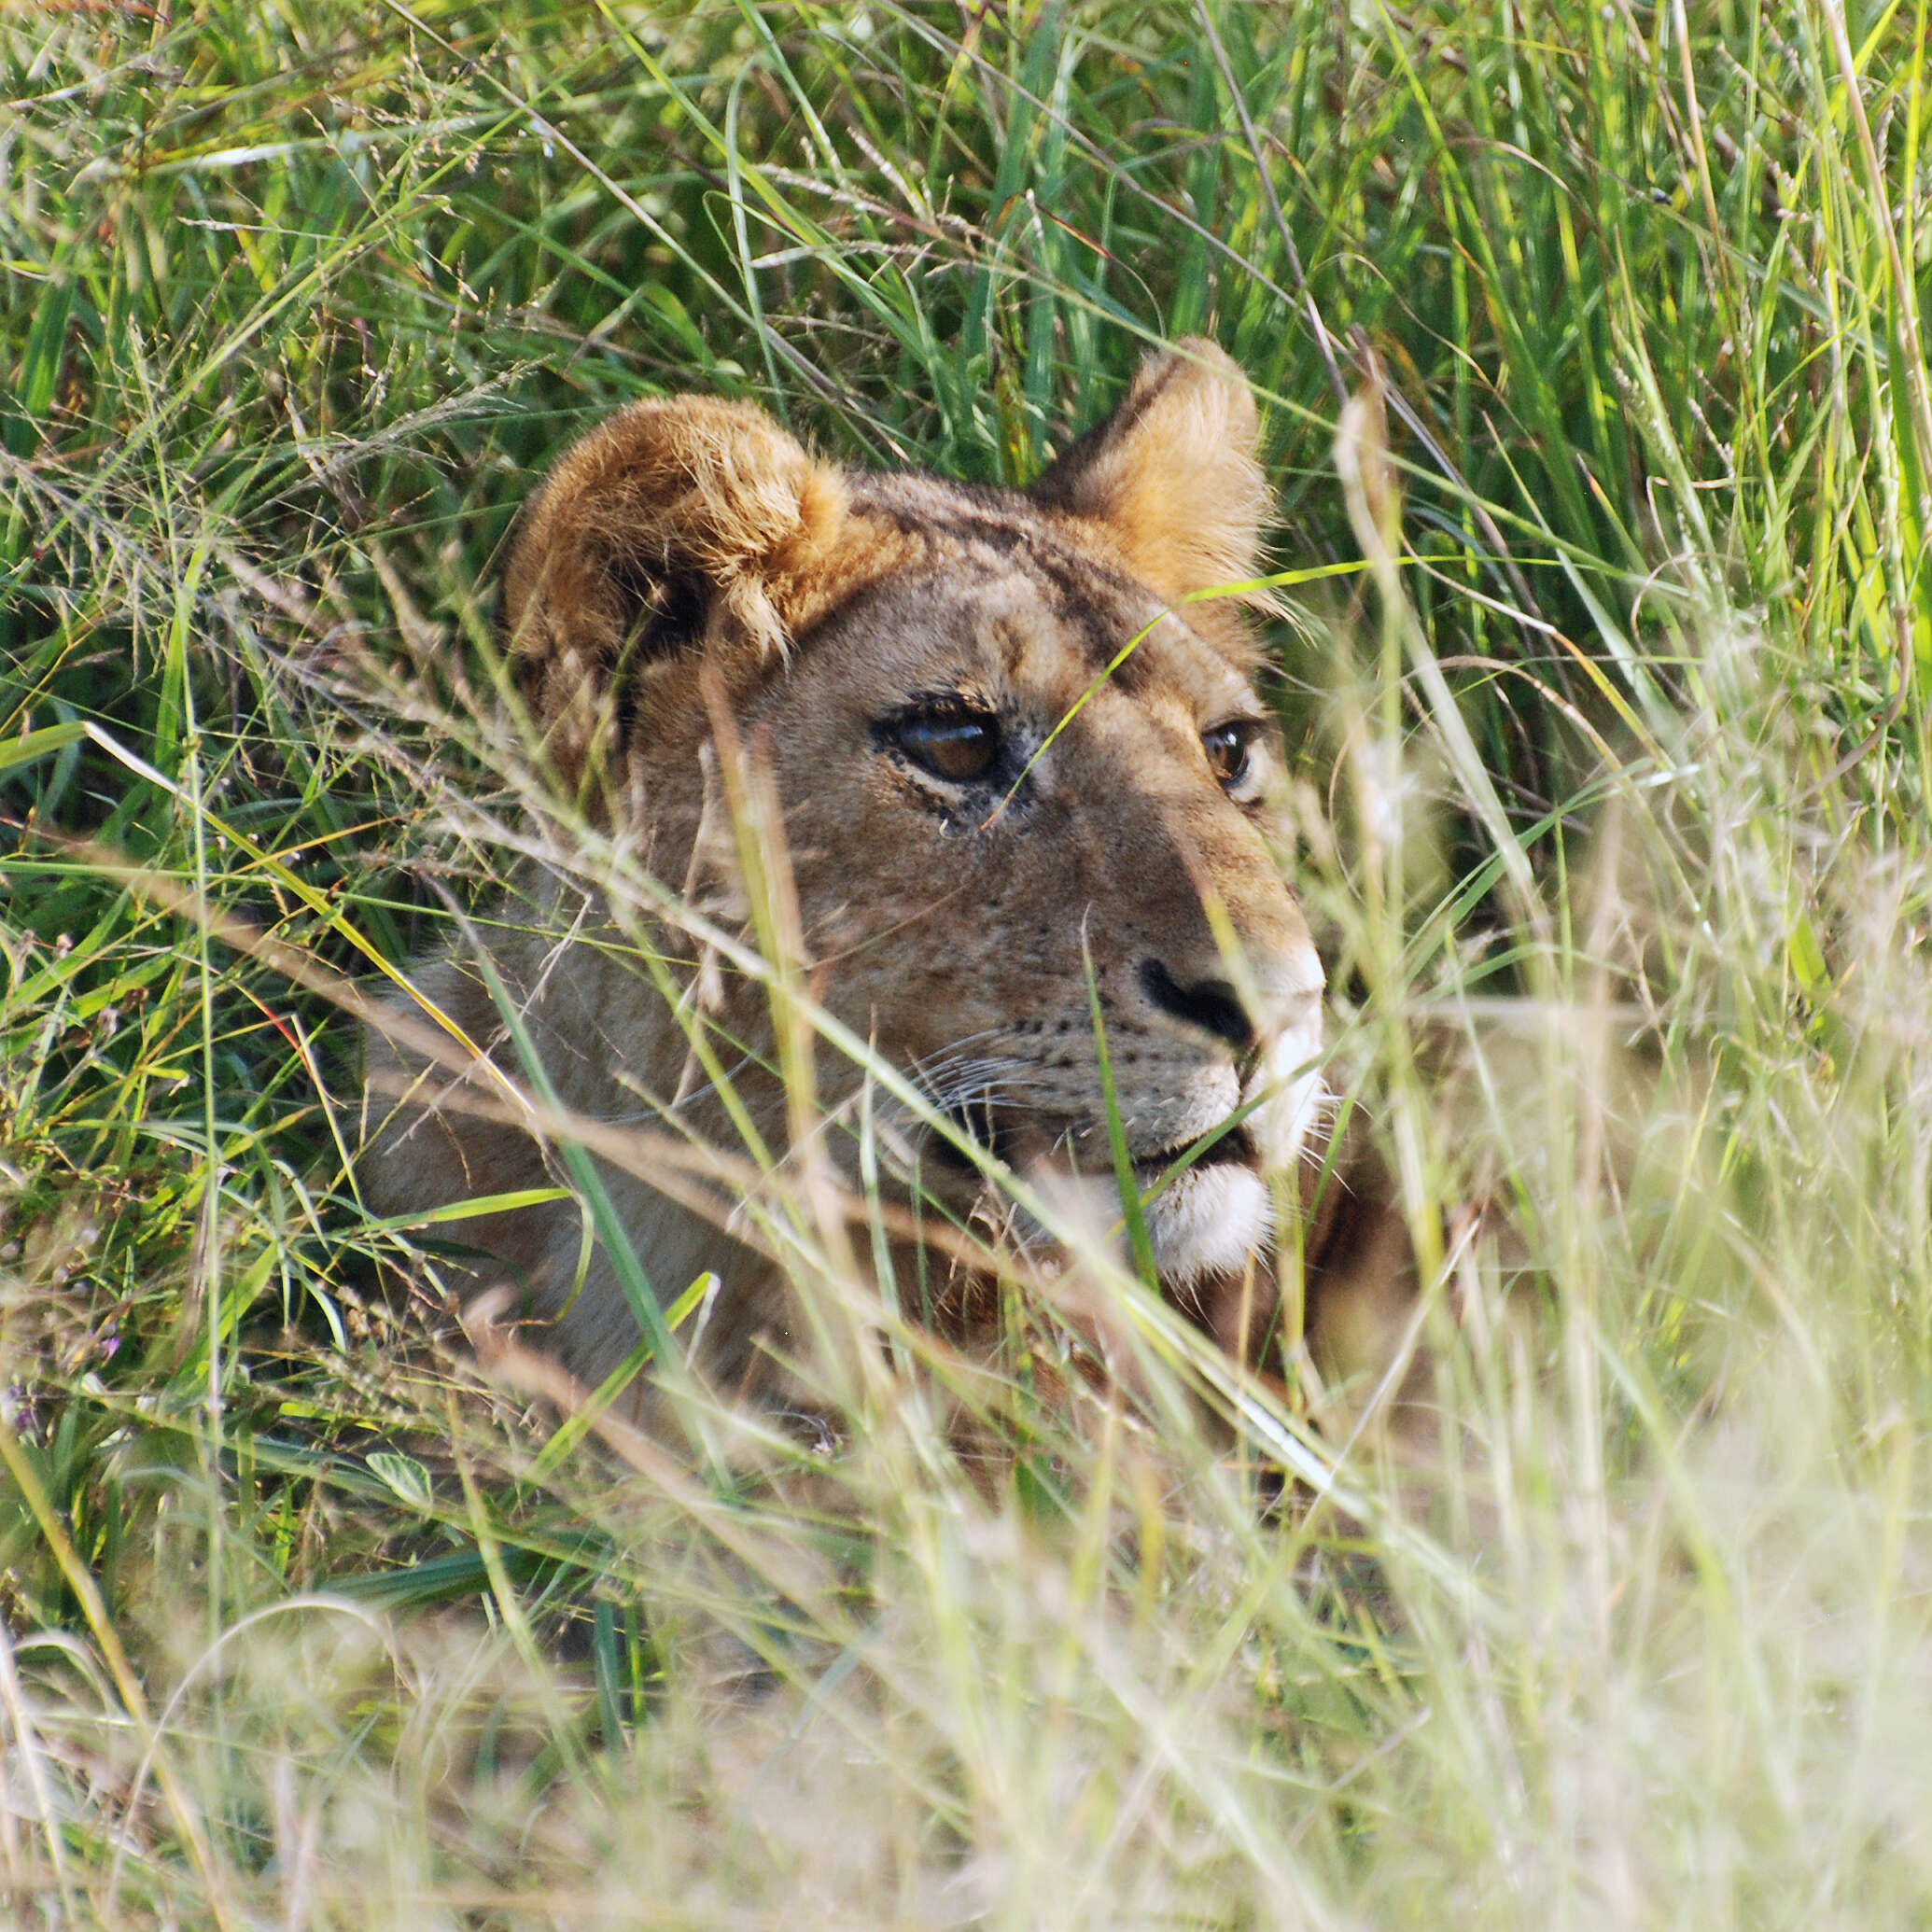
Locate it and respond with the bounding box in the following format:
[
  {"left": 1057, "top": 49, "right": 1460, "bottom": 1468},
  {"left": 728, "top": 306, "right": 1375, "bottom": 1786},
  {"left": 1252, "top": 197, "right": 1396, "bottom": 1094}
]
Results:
[{"left": 362, "top": 343, "right": 1400, "bottom": 1405}]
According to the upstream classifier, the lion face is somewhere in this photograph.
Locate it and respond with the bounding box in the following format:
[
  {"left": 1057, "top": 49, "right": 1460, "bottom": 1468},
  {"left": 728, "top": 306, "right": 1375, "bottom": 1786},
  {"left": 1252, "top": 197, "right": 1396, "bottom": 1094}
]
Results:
[
  {"left": 366, "top": 341, "right": 1330, "bottom": 1385},
  {"left": 752, "top": 538, "right": 1323, "bottom": 1292}
]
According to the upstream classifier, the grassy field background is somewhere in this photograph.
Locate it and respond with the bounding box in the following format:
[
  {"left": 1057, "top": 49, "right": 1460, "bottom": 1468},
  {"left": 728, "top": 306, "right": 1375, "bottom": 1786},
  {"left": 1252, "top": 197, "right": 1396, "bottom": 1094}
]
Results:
[{"left": 4, "top": 0, "right": 1932, "bottom": 1925}]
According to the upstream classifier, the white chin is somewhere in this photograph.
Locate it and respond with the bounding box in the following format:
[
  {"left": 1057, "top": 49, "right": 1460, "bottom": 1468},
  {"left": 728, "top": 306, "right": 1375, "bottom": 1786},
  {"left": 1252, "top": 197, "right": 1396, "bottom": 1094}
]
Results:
[{"left": 1144, "top": 1165, "right": 1273, "bottom": 1286}]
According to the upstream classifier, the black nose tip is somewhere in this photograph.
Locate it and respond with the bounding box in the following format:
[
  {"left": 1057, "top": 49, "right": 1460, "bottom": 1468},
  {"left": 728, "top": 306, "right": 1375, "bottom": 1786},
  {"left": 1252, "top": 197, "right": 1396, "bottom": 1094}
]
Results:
[{"left": 1138, "top": 958, "right": 1255, "bottom": 1054}]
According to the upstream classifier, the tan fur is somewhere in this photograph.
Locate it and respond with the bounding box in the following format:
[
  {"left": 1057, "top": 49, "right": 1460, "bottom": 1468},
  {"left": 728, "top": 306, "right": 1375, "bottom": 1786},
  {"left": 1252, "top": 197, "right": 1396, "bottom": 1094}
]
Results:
[{"left": 362, "top": 343, "right": 1398, "bottom": 1412}]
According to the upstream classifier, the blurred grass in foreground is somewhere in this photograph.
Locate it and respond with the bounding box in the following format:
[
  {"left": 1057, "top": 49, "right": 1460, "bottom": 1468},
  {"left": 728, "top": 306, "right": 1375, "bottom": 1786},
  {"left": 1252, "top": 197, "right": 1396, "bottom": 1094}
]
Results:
[{"left": 3, "top": 0, "right": 1932, "bottom": 1924}]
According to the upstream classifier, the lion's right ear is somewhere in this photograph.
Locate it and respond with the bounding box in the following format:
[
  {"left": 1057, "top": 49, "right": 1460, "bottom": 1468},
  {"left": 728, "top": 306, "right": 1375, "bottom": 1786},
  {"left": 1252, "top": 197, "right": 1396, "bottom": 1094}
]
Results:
[{"left": 501, "top": 396, "right": 847, "bottom": 769}]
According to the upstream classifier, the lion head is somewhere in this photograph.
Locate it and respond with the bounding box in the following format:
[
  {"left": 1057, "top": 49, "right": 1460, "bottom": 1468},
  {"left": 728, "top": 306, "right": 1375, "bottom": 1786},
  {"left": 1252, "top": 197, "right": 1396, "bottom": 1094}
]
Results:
[{"left": 363, "top": 342, "right": 1337, "bottom": 1397}]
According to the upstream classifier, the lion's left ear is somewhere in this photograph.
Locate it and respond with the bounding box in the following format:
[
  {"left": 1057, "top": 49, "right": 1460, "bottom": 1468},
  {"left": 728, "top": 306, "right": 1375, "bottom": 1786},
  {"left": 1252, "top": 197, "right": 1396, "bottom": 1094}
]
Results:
[{"left": 1029, "top": 339, "right": 1274, "bottom": 616}]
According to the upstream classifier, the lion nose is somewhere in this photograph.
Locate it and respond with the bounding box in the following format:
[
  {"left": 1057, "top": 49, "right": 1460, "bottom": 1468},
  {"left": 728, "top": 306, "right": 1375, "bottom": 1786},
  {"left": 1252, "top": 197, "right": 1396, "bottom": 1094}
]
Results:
[
  {"left": 1135, "top": 950, "right": 1324, "bottom": 1067},
  {"left": 1137, "top": 959, "right": 1257, "bottom": 1055}
]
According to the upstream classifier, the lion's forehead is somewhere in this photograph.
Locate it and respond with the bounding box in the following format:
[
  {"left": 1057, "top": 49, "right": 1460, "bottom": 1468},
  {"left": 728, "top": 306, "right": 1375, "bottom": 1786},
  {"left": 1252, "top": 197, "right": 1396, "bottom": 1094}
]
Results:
[{"left": 816, "top": 498, "right": 1258, "bottom": 721}]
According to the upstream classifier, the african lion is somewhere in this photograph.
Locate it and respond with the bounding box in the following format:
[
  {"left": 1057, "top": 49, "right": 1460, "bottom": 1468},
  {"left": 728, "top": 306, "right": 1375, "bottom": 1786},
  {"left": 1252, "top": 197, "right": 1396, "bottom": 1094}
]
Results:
[{"left": 361, "top": 341, "right": 1408, "bottom": 1417}]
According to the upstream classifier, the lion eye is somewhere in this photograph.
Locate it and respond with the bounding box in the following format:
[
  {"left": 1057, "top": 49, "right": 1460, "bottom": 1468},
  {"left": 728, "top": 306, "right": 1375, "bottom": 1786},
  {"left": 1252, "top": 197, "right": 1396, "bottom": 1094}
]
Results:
[
  {"left": 890, "top": 709, "right": 1001, "bottom": 784},
  {"left": 1203, "top": 720, "right": 1261, "bottom": 792}
]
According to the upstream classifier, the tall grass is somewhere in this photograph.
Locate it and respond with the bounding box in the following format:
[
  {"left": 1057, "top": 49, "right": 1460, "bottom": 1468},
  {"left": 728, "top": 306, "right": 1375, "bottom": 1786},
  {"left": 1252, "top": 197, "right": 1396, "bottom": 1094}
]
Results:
[{"left": 3, "top": 0, "right": 1930, "bottom": 1924}]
